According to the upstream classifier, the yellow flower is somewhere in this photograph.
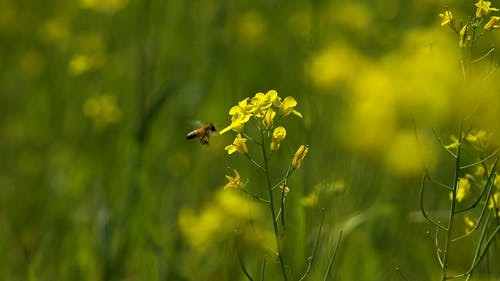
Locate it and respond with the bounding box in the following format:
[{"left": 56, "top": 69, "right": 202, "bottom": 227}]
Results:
[
  {"left": 488, "top": 191, "right": 499, "bottom": 209},
  {"left": 270, "top": 126, "right": 286, "bottom": 151},
  {"left": 484, "top": 16, "right": 500, "bottom": 30},
  {"left": 459, "top": 25, "right": 472, "bottom": 48},
  {"left": 279, "top": 96, "right": 302, "bottom": 118},
  {"left": 292, "top": 145, "right": 309, "bottom": 169},
  {"left": 450, "top": 177, "right": 471, "bottom": 202},
  {"left": 464, "top": 216, "right": 476, "bottom": 233},
  {"left": 439, "top": 10, "right": 454, "bottom": 27},
  {"left": 225, "top": 134, "right": 248, "bottom": 155},
  {"left": 262, "top": 108, "right": 276, "bottom": 128},
  {"left": 250, "top": 90, "right": 281, "bottom": 117},
  {"left": 445, "top": 135, "right": 459, "bottom": 150},
  {"left": 220, "top": 98, "right": 252, "bottom": 134},
  {"left": 224, "top": 169, "right": 245, "bottom": 190},
  {"left": 475, "top": 0, "right": 499, "bottom": 18},
  {"left": 301, "top": 192, "right": 318, "bottom": 207}
]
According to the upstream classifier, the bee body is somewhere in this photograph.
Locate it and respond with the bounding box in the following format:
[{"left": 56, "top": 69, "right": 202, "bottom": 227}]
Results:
[{"left": 186, "top": 123, "right": 217, "bottom": 145}]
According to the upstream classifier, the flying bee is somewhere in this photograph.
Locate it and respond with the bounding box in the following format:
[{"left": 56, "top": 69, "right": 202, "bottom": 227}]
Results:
[{"left": 186, "top": 123, "right": 217, "bottom": 145}]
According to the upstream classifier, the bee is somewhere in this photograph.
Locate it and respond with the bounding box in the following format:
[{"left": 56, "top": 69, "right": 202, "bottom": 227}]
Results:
[{"left": 186, "top": 123, "right": 217, "bottom": 145}]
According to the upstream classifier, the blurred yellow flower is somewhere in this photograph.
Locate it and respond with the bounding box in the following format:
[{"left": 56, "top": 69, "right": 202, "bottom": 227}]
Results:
[
  {"left": 488, "top": 191, "right": 499, "bottom": 209},
  {"left": 475, "top": 0, "right": 499, "bottom": 18},
  {"left": 279, "top": 96, "right": 302, "bottom": 118},
  {"left": 219, "top": 98, "right": 252, "bottom": 134},
  {"left": 224, "top": 169, "right": 245, "bottom": 190},
  {"left": 450, "top": 177, "right": 471, "bottom": 202},
  {"left": 292, "top": 145, "right": 309, "bottom": 169},
  {"left": 83, "top": 94, "right": 122, "bottom": 127},
  {"left": 225, "top": 134, "right": 248, "bottom": 155},
  {"left": 484, "top": 16, "right": 500, "bottom": 30},
  {"left": 270, "top": 126, "right": 286, "bottom": 151},
  {"left": 301, "top": 192, "right": 318, "bottom": 207},
  {"left": 80, "top": 0, "right": 128, "bottom": 14},
  {"left": 439, "top": 10, "right": 454, "bottom": 26},
  {"left": 464, "top": 216, "right": 476, "bottom": 233},
  {"left": 445, "top": 135, "right": 460, "bottom": 150}
]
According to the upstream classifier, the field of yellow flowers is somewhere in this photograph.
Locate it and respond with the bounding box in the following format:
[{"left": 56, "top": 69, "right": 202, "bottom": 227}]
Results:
[{"left": 0, "top": 0, "right": 498, "bottom": 280}]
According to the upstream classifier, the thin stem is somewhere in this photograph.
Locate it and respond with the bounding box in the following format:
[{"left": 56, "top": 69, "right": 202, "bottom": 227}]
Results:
[
  {"left": 260, "top": 129, "right": 288, "bottom": 281},
  {"left": 322, "top": 231, "right": 343, "bottom": 281},
  {"left": 440, "top": 126, "right": 463, "bottom": 281},
  {"left": 260, "top": 256, "right": 267, "bottom": 281},
  {"left": 299, "top": 209, "right": 326, "bottom": 281}
]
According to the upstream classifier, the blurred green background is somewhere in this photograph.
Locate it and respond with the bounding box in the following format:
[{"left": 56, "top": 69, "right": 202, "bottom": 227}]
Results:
[{"left": 1, "top": 0, "right": 499, "bottom": 280}]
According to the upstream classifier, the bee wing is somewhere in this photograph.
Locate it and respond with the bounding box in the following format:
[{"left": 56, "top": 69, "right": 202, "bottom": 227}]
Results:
[{"left": 191, "top": 120, "right": 204, "bottom": 128}]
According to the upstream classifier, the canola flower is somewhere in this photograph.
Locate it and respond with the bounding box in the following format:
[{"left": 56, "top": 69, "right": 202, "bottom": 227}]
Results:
[
  {"left": 224, "top": 169, "right": 245, "bottom": 190},
  {"left": 439, "top": 10, "right": 453, "bottom": 27},
  {"left": 220, "top": 90, "right": 306, "bottom": 280},
  {"left": 292, "top": 144, "right": 309, "bottom": 169},
  {"left": 219, "top": 90, "right": 302, "bottom": 136},
  {"left": 475, "top": 0, "right": 499, "bottom": 18}
]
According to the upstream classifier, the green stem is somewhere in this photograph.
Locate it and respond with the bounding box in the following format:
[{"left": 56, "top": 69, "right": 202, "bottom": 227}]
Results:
[
  {"left": 260, "top": 129, "right": 288, "bottom": 281},
  {"left": 440, "top": 130, "right": 463, "bottom": 281}
]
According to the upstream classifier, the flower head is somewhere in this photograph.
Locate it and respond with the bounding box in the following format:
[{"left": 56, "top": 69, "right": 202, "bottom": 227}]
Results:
[
  {"left": 250, "top": 90, "right": 281, "bottom": 117},
  {"left": 279, "top": 96, "right": 302, "bottom": 118},
  {"left": 224, "top": 169, "right": 245, "bottom": 190},
  {"left": 220, "top": 98, "right": 252, "bottom": 134},
  {"left": 450, "top": 177, "right": 471, "bottom": 202},
  {"left": 225, "top": 134, "right": 248, "bottom": 155},
  {"left": 270, "top": 126, "right": 286, "bottom": 151},
  {"left": 292, "top": 145, "right": 309, "bottom": 169},
  {"left": 484, "top": 16, "right": 500, "bottom": 30},
  {"left": 439, "top": 10, "right": 454, "bottom": 27},
  {"left": 262, "top": 108, "right": 276, "bottom": 128},
  {"left": 475, "top": 0, "right": 499, "bottom": 18}
]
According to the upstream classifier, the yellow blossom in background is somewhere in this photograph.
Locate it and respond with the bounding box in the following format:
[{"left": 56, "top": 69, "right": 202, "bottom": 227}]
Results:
[
  {"left": 445, "top": 135, "right": 460, "bottom": 150},
  {"left": 80, "top": 0, "right": 128, "bottom": 14},
  {"left": 83, "top": 94, "right": 122, "bottom": 128},
  {"left": 484, "top": 16, "right": 500, "bottom": 30},
  {"left": 225, "top": 134, "right": 248, "bottom": 155},
  {"left": 39, "top": 17, "right": 70, "bottom": 44},
  {"left": 292, "top": 145, "right": 309, "bottom": 169},
  {"left": 177, "top": 190, "right": 269, "bottom": 252},
  {"left": 270, "top": 126, "right": 286, "bottom": 151},
  {"left": 237, "top": 11, "right": 267, "bottom": 46},
  {"left": 301, "top": 192, "right": 318, "bottom": 207},
  {"left": 464, "top": 216, "right": 476, "bottom": 233},
  {"left": 475, "top": 0, "right": 499, "bottom": 18},
  {"left": 279, "top": 96, "right": 302, "bottom": 118},
  {"left": 224, "top": 169, "right": 245, "bottom": 190},
  {"left": 450, "top": 177, "right": 471, "bottom": 202},
  {"left": 439, "top": 10, "right": 454, "bottom": 27},
  {"left": 68, "top": 54, "right": 105, "bottom": 76},
  {"left": 488, "top": 191, "right": 499, "bottom": 209},
  {"left": 466, "top": 129, "right": 491, "bottom": 148},
  {"left": 219, "top": 98, "right": 252, "bottom": 134}
]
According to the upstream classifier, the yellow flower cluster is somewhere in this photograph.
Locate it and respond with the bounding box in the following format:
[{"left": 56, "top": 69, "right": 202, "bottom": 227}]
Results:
[
  {"left": 440, "top": 1, "right": 500, "bottom": 48},
  {"left": 220, "top": 90, "right": 301, "bottom": 135},
  {"left": 221, "top": 90, "right": 302, "bottom": 154}
]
